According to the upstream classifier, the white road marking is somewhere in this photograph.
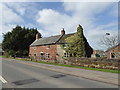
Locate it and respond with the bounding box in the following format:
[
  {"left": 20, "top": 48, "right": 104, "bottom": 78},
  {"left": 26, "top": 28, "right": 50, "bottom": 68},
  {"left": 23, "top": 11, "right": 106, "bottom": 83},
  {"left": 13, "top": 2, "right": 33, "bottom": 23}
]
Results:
[{"left": 0, "top": 75, "right": 7, "bottom": 83}]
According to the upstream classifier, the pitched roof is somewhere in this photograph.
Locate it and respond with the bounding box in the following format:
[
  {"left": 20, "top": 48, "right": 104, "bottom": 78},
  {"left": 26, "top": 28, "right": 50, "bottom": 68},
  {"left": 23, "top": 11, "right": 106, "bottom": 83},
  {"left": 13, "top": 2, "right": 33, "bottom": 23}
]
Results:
[
  {"left": 30, "top": 33, "right": 75, "bottom": 46},
  {"left": 106, "top": 43, "right": 120, "bottom": 52},
  {"left": 57, "top": 33, "right": 75, "bottom": 44}
]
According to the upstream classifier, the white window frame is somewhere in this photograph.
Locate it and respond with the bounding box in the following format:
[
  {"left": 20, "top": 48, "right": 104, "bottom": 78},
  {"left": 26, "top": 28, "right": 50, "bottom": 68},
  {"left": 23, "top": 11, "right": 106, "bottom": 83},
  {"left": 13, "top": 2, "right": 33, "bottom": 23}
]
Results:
[
  {"left": 46, "top": 53, "right": 50, "bottom": 58},
  {"left": 110, "top": 52, "right": 116, "bottom": 59},
  {"left": 33, "top": 54, "right": 36, "bottom": 59},
  {"left": 33, "top": 46, "right": 36, "bottom": 50},
  {"left": 64, "top": 53, "right": 68, "bottom": 58}
]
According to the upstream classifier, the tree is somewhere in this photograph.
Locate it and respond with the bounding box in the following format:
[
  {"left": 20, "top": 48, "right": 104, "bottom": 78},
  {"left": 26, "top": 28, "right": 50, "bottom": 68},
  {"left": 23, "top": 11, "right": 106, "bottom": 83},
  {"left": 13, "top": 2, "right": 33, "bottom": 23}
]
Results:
[
  {"left": 100, "top": 34, "right": 118, "bottom": 49},
  {"left": 2, "top": 25, "right": 41, "bottom": 57},
  {"left": 65, "top": 25, "right": 93, "bottom": 57}
]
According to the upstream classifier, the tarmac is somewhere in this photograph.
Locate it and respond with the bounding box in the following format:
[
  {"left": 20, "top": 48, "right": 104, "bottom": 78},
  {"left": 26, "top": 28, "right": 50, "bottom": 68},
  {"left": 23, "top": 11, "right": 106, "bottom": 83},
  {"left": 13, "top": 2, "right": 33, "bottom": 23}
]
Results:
[{"left": 2, "top": 58, "right": 119, "bottom": 85}]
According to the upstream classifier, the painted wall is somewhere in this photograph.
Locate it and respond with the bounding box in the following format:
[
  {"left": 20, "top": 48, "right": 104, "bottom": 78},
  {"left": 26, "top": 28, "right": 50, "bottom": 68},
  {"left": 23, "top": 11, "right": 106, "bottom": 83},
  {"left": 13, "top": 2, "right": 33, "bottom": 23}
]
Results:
[{"left": 56, "top": 45, "right": 66, "bottom": 63}]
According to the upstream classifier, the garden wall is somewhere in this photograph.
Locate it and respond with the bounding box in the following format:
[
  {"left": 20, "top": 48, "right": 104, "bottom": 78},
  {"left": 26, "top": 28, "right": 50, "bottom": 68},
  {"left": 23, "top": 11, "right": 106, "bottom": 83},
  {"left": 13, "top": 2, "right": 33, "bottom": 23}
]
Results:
[{"left": 60, "top": 57, "right": 119, "bottom": 70}]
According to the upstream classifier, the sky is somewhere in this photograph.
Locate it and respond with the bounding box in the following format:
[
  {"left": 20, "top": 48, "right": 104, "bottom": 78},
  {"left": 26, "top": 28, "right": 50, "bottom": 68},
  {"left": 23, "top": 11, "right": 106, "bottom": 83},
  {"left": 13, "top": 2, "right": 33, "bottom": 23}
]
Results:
[{"left": 0, "top": 0, "right": 118, "bottom": 50}]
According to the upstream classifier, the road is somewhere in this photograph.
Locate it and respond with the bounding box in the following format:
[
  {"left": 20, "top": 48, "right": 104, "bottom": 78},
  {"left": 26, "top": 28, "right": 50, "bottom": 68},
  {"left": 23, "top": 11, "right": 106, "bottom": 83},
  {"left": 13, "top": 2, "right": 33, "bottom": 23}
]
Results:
[{"left": 1, "top": 58, "right": 118, "bottom": 88}]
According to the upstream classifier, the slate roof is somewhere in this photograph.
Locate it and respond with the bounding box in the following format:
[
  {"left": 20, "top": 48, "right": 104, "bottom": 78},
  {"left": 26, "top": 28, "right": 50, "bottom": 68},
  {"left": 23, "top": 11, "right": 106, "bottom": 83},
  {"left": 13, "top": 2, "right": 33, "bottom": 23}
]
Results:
[
  {"left": 30, "top": 33, "right": 75, "bottom": 46},
  {"left": 57, "top": 33, "right": 75, "bottom": 44}
]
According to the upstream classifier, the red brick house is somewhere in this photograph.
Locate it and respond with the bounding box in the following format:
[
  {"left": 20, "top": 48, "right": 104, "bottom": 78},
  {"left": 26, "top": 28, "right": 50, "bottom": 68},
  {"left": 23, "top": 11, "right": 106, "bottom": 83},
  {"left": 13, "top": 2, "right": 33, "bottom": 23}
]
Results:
[
  {"left": 29, "top": 25, "right": 93, "bottom": 62},
  {"left": 29, "top": 28, "right": 74, "bottom": 61},
  {"left": 106, "top": 43, "right": 120, "bottom": 59}
]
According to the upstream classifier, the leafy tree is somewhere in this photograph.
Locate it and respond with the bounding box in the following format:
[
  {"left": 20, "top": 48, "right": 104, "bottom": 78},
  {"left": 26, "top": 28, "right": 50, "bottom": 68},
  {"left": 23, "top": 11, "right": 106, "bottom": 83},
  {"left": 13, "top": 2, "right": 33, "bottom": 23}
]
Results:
[
  {"left": 2, "top": 25, "right": 41, "bottom": 57},
  {"left": 65, "top": 25, "right": 93, "bottom": 57}
]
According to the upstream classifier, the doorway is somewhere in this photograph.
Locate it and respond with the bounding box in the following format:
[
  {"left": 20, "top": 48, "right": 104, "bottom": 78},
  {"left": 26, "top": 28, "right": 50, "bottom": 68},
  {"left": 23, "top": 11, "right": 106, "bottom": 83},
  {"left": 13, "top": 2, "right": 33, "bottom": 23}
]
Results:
[{"left": 40, "top": 52, "right": 44, "bottom": 60}]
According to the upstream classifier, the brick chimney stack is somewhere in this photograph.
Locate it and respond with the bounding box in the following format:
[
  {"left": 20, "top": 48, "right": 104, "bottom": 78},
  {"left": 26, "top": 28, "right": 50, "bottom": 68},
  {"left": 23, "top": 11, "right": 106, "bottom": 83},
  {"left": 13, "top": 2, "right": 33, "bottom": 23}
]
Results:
[
  {"left": 61, "top": 28, "right": 65, "bottom": 35},
  {"left": 36, "top": 33, "right": 41, "bottom": 40}
]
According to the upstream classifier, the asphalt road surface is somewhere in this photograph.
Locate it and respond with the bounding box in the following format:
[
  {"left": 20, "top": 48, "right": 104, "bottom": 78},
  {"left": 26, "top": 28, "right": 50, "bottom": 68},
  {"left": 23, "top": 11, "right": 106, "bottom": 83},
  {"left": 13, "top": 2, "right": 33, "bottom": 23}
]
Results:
[{"left": 1, "top": 58, "right": 118, "bottom": 88}]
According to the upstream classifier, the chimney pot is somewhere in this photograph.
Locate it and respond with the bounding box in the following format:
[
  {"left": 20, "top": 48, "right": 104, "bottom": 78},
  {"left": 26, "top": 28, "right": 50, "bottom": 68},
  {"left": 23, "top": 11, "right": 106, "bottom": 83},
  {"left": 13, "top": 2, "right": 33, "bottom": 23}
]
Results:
[
  {"left": 36, "top": 33, "right": 41, "bottom": 40},
  {"left": 61, "top": 28, "right": 65, "bottom": 35}
]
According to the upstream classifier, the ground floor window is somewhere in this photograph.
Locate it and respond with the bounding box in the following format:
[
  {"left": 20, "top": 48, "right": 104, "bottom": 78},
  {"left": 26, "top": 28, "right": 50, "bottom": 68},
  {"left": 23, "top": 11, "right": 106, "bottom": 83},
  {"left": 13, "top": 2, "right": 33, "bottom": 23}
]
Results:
[
  {"left": 46, "top": 53, "right": 50, "bottom": 58},
  {"left": 64, "top": 53, "right": 68, "bottom": 57},
  {"left": 110, "top": 52, "right": 120, "bottom": 59},
  {"left": 34, "top": 54, "right": 36, "bottom": 59},
  {"left": 110, "top": 52, "right": 115, "bottom": 59},
  {"left": 40, "top": 52, "right": 44, "bottom": 60}
]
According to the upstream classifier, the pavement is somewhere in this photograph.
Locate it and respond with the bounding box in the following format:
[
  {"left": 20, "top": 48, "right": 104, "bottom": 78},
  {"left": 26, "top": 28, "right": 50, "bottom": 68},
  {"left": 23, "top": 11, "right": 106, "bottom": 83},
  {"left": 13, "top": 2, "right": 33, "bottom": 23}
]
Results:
[{"left": 2, "top": 58, "right": 118, "bottom": 86}]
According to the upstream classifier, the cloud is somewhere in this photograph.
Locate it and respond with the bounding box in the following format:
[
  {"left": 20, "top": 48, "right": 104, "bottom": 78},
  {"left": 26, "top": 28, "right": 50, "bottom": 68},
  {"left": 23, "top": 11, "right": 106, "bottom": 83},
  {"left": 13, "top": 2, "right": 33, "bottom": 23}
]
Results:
[
  {"left": 36, "top": 2, "right": 117, "bottom": 50},
  {"left": 0, "top": 2, "right": 117, "bottom": 50},
  {"left": 0, "top": 2, "right": 25, "bottom": 36},
  {"left": 2, "top": 24, "right": 16, "bottom": 34},
  {"left": 37, "top": 9, "right": 72, "bottom": 35},
  {"left": 4, "top": 2, "right": 26, "bottom": 16},
  {"left": 86, "top": 22, "right": 118, "bottom": 50},
  {"left": 1, "top": 0, "right": 119, "bottom": 2},
  {"left": 2, "top": 3, "right": 24, "bottom": 24},
  {"left": 108, "top": 3, "right": 118, "bottom": 17}
]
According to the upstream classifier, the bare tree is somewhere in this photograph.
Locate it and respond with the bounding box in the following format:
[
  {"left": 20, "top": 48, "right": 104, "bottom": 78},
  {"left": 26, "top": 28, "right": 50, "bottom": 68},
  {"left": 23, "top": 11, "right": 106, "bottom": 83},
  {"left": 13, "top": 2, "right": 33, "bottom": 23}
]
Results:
[{"left": 100, "top": 34, "right": 118, "bottom": 49}]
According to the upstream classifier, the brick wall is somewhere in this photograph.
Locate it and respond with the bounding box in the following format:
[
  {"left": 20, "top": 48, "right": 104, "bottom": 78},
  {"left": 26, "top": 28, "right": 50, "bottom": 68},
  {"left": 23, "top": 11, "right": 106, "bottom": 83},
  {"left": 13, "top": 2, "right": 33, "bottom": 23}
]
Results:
[
  {"left": 29, "top": 44, "right": 57, "bottom": 60},
  {"left": 106, "top": 45, "right": 120, "bottom": 59}
]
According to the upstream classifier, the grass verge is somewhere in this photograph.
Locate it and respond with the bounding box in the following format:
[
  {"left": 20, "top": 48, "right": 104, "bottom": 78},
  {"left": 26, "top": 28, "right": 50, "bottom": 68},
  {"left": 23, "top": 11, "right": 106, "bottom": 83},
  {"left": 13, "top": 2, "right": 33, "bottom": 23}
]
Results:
[{"left": 3, "top": 56, "right": 119, "bottom": 74}]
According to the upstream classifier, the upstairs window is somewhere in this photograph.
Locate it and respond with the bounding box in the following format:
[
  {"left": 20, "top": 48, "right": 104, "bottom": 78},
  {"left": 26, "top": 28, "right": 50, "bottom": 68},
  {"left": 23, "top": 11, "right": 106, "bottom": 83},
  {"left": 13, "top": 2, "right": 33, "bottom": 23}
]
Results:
[
  {"left": 46, "top": 45, "right": 50, "bottom": 49},
  {"left": 46, "top": 53, "right": 50, "bottom": 58},
  {"left": 33, "top": 46, "right": 36, "bottom": 50}
]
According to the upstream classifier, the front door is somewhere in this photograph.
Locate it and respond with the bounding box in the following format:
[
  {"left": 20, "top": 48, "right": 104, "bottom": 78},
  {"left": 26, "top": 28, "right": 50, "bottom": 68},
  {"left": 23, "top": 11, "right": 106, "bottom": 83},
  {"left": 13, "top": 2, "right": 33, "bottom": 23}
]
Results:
[{"left": 40, "top": 53, "right": 44, "bottom": 60}]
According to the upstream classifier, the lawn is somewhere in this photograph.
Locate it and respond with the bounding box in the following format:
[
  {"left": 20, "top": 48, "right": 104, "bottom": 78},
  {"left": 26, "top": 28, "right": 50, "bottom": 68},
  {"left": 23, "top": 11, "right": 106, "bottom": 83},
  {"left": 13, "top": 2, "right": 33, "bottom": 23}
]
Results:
[{"left": 1, "top": 56, "right": 119, "bottom": 73}]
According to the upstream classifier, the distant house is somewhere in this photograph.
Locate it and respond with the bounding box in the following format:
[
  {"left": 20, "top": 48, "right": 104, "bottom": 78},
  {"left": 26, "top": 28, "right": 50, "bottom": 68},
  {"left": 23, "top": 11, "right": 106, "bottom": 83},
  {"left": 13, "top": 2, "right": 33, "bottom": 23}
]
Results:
[
  {"left": 106, "top": 43, "right": 120, "bottom": 59},
  {"left": 92, "top": 50, "right": 105, "bottom": 58},
  {"left": 0, "top": 44, "right": 3, "bottom": 56},
  {"left": 29, "top": 26, "right": 93, "bottom": 62}
]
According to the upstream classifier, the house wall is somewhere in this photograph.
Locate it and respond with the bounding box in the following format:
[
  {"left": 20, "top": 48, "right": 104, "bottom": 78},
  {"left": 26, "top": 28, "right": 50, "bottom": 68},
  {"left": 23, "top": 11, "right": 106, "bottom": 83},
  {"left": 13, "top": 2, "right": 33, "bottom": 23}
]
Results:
[
  {"left": 106, "top": 45, "right": 120, "bottom": 59},
  {"left": 56, "top": 45, "right": 66, "bottom": 63},
  {"left": 29, "top": 44, "right": 57, "bottom": 60}
]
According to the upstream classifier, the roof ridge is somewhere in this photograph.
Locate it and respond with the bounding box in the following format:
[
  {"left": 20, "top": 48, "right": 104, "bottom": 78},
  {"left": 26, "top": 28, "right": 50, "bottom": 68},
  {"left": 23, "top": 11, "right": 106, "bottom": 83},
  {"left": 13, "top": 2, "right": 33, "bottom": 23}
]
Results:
[
  {"left": 56, "top": 35, "right": 64, "bottom": 43},
  {"left": 30, "top": 33, "right": 75, "bottom": 46}
]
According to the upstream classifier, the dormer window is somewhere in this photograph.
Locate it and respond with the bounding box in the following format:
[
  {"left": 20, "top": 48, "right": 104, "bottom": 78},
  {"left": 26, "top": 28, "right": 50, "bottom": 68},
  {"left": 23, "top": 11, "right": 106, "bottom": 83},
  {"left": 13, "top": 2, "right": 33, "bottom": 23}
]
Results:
[{"left": 46, "top": 45, "right": 50, "bottom": 49}]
